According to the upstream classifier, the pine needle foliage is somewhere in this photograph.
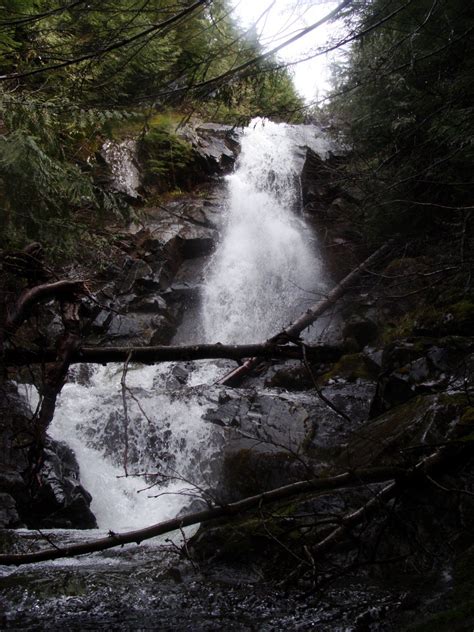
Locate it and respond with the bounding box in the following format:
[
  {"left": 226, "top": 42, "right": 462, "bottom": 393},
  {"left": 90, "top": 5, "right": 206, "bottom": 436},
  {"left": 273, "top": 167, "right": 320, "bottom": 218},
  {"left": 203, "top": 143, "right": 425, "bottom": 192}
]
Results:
[{"left": 326, "top": 0, "right": 474, "bottom": 242}]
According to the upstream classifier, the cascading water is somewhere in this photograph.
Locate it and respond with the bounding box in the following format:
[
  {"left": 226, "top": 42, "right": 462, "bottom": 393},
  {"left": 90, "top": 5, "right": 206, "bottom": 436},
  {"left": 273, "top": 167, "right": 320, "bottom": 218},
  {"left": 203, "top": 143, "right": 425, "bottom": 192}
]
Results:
[
  {"left": 203, "top": 119, "right": 326, "bottom": 343},
  {"left": 48, "top": 119, "right": 329, "bottom": 532}
]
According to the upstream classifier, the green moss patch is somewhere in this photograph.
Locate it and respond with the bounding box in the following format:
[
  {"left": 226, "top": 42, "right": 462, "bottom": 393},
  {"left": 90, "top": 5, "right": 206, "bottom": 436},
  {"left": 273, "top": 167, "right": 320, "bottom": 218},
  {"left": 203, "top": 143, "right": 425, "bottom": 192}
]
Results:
[{"left": 320, "top": 353, "right": 379, "bottom": 385}]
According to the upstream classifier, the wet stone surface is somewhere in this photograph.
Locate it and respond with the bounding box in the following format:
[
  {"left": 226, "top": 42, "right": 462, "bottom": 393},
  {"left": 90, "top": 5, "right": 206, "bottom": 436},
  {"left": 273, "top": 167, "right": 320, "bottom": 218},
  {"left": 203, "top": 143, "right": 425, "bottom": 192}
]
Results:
[{"left": 0, "top": 538, "right": 404, "bottom": 631}]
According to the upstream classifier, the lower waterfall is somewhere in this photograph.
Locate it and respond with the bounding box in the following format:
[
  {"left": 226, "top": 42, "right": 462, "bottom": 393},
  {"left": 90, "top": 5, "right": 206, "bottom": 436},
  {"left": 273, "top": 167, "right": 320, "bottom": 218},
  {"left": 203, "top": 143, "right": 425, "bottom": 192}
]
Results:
[{"left": 49, "top": 119, "right": 329, "bottom": 531}]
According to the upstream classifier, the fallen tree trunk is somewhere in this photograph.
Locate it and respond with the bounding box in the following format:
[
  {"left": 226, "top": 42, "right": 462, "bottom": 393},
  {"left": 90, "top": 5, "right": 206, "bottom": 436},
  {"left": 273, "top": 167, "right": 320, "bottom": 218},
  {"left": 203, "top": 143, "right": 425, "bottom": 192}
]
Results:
[
  {"left": 0, "top": 466, "right": 403, "bottom": 566},
  {"left": 3, "top": 342, "right": 342, "bottom": 366},
  {"left": 219, "top": 240, "right": 395, "bottom": 386}
]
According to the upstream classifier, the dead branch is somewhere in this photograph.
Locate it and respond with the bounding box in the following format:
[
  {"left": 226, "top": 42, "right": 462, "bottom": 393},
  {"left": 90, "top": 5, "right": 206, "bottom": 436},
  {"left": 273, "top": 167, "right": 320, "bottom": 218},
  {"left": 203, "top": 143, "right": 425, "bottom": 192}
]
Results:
[
  {"left": 27, "top": 299, "right": 82, "bottom": 484},
  {"left": 0, "top": 466, "right": 403, "bottom": 566},
  {"left": 5, "top": 279, "right": 86, "bottom": 335},
  {"left": 310, "top": 441, "right": 454, "bottom": 559},
  {"left": 121, "top": 352, "right": 132, "bottom": 477}
]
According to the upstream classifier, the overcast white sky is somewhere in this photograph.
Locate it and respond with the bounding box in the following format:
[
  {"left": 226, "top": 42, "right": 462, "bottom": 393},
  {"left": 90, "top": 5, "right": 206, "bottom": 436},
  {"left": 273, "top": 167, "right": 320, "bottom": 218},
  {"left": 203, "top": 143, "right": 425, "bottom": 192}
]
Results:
[{"left": 231, "top": 0, "right": 341, "bottom": 102}]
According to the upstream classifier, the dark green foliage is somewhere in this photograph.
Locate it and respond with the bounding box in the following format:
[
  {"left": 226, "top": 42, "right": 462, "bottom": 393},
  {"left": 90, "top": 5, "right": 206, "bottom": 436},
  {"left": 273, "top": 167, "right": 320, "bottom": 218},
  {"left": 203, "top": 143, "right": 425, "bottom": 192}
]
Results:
[
  {"left": 0, "top": 89, "right": 133, "bottom": 257},
  {"left": 326, "top": 0, "right": 474, "bottom": 242},
  {"left": 139, "top": 124, "right": 193, "bottom": 189}
]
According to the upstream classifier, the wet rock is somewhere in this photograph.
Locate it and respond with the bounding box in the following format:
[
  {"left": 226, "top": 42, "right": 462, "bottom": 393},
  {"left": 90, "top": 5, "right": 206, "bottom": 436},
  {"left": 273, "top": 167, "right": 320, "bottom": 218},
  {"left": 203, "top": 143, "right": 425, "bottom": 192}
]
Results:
[
  {"left": 179, "top": 225, "right": 216, "bottom": 259},
  {"left": 0, "top": 493, "right": 23, "bottom": 528},
  {"left": 91, "top": 308, "right": 114, "bottom": 333},
  {"left": 149, "top": 314, "right": 177, "bottom": 344},
  {"left": 115, "top": 257, "right": 155, "bottom": 295},
  {"left": 0, "top": 382, "right": 31, "bottom": 481},
  {"left": 343, "top": 316, "right": 379, "bottom": 349},
  {"left": 320, "top": 352, "right": 380, "bottom": 384},
  {"left": 0, "top": 470, "right": 25, "bottom": 494},
  {"left": 372, "top": 336, "right": 474, "bottom": 414},
  {"left": 265, "top": 362, "right": 315, "bottom": 390},
  {"left": 106, "top": 314, "right": 145, "bottom": 339},
  {"left": 30, "top": 439, "right": 97, "bottom": 529},
  {"left": 301, "top": 149, "right": 364, "bottom": 275},
  {"left": 128, "top": 295, "right": 167, "bottom": 313},
  {"left": 100, "top": 138, "right": 142, "bottom": 199},
  {"left": 340, "top": 392, "right": 469, "bottom": 470},
  {"left": 205, "top": 382, "right": 377, "bottom": 501},
  {"left": 180, "top": 123, "right": 240, "bottom": 175}
]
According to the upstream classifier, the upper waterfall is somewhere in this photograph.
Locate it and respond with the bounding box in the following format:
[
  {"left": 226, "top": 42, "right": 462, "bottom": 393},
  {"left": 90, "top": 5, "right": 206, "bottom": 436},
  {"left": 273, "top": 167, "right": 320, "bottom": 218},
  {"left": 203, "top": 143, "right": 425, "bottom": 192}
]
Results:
[{"left": 202, "top": 118, "right": 327, "bottom": 344}]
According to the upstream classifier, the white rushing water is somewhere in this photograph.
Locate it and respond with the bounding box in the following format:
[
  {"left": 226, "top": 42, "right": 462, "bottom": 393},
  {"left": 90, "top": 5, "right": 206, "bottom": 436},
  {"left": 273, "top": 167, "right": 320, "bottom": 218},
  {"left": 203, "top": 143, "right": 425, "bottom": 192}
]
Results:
[
  {"left": 48, "top": 119, "right": 328, "bottom": 531},
  {"left": 202, "top": 119, "right": 326, "bottom": 343},
  {"left": 50, "top": 362, "right": 221, "bottom": 531}
]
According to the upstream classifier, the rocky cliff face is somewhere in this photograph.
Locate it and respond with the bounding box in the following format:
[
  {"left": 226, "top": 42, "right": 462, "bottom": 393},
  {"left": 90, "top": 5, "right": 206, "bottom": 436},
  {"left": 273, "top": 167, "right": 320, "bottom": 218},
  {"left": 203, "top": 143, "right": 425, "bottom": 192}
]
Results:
[{"left": 0, "top": 382, "right": 96, "bottom": 529}]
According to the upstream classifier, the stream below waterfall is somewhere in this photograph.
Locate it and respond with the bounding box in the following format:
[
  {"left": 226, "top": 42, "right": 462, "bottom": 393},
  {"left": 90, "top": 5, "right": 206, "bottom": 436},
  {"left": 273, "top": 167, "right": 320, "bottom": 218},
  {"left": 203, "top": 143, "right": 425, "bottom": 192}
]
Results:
[{"left": 1, "top": 120, "right": 402, "bottom": 630}]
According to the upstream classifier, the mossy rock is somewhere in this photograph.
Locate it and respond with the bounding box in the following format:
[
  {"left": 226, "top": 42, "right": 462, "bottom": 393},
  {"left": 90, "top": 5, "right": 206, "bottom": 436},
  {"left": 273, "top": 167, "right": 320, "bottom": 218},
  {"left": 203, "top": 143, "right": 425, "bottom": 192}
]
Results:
[
  {"left": 319, "top": 352, "right": 379, "bottom": 385},
  {"left": 343, "top": 317, "right": 379, "bottom": 348},
  {"left": 404, "top": 545, "right": 474, "bottom": 631},
  {"left": 382, "top": 300, "right": 474, "bottom": 342},
  {"left": 190, "top": 510, "right": 284, "bottom": 565},
  {"left": 339, "top": 392, "right": 470, "bottom": 470},
  {"left": 265, "top": 365, "right": 313, "bottom": 390},
  {"left": 461, "top": 407, "right": 474, "bottom": 426},
  {"left": 383, "top": 257, "right": 432, "bottom": 276},
  {"left": 414, "top": 301, "right": 474, "bottom": 337},
  {"left": 219, "top": 449, "right": 306, "bottom": 501}
]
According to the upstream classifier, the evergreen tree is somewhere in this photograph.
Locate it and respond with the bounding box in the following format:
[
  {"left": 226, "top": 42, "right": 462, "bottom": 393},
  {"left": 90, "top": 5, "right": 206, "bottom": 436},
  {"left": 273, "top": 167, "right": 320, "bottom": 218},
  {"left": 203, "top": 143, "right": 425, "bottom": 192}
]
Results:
[{"left": 327, "top": 0, "right": 473, "bottom": 240}]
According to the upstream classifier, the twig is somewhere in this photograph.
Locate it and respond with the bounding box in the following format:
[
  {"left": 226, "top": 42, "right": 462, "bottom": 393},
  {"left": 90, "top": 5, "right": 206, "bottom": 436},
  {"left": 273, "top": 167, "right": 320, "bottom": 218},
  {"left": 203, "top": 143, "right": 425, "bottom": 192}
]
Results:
[{"left": 121, "top": 352, "right": 132, "bottom": 477}]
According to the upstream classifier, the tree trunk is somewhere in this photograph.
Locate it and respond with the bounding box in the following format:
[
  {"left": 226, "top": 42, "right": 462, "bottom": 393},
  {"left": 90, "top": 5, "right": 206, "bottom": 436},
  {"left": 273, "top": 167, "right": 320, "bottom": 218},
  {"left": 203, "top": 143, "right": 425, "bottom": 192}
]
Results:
[{"left": 3, "top": 342, "right": 343, "bottom": 366}]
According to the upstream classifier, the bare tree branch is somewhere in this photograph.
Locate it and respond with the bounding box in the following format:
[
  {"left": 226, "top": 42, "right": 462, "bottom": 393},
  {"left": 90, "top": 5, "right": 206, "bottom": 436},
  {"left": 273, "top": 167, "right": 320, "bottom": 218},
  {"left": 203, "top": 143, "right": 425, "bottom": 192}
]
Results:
[{"left": 0, "top": 465, "right": 404, "bottom": 566}]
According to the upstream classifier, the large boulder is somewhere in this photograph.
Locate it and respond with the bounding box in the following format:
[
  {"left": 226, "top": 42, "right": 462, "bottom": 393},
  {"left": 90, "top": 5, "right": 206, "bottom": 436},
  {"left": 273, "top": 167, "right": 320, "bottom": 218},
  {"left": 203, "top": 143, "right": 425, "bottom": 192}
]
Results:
[
  {"left": 180, "top": 123, "right": 240, "bottom": 175},
  {"left": 371, "top": 336, "right": 474, "bottom": 415},
  {"left": 0, "top": 383, "right": 97, "bottom": 529},
  {"left": 29, "top": 439, "right": 97, "bottom": 529},
  {"left": 204, "top": 381, "right": 377, "bottom": 502}
]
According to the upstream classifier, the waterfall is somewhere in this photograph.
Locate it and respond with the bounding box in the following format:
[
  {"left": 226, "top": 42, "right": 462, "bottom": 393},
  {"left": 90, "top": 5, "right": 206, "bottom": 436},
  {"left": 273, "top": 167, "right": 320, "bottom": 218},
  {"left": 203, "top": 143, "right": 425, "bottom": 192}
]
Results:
[
  {"left": 49, "top": 119, "right": 328, "bottom": 531},
  {"left": 202, "top": 119, "right": 325, "bottom": 344}
]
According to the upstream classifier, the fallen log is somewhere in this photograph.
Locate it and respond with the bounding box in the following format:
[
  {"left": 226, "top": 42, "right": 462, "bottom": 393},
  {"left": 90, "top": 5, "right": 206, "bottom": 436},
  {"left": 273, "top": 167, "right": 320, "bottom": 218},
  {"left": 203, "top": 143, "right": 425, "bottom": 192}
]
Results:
[
  {"left": 0, "top": 466, "right": 403, "bottom": 566},
  {"left": 219, "top": 240, "right": 395, "bottom": 386},
  {"left": 3, "top": 342, "right": 342, "bottom": 366}
]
